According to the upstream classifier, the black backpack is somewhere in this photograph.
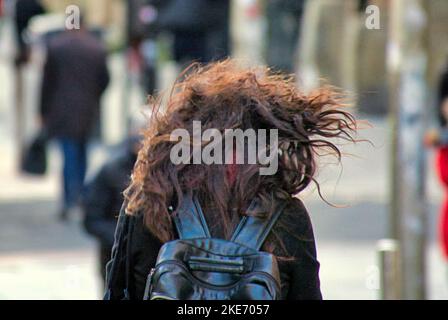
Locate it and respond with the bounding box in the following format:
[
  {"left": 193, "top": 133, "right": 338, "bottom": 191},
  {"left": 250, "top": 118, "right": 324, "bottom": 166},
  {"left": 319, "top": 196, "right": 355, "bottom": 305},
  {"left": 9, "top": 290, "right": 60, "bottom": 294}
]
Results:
[{"left": 143, "top": 194, "right": 286, "bottom": 300}]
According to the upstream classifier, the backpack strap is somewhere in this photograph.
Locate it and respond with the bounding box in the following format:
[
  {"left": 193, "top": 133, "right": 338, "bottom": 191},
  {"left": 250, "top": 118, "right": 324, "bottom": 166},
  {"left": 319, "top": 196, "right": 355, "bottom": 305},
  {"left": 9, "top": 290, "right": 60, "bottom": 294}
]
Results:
[
  {"left": 230, "top": 199, "right": 287, "bottom": 251},
  {"left": 173, "top": 193, "right": 211, "bottom": 239}
]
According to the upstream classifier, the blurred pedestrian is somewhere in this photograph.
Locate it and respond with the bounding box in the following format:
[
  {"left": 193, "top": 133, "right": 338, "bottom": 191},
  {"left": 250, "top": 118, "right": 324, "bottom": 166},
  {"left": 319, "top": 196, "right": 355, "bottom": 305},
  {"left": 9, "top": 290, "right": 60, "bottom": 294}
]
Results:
[
  {"left": 154, "top": 0, "right": 230, "bottom": 65},
  {"left": 125, "top": 0, "right": 158, "bottom": 96},
  {"left": 83, "top": 135, "right": 140, "bottom": 284},
  {"left": 13, "top": 0, "right": 45, "bottom": 65},
  {"left": 425, "top": 62, "right": 448, "bottom": 261},
  {"left": 265, "top": 0, "right": 306, "bottom": 73},
  {"left": 39, "top": 15, "right": 110, "bottom": 220}
]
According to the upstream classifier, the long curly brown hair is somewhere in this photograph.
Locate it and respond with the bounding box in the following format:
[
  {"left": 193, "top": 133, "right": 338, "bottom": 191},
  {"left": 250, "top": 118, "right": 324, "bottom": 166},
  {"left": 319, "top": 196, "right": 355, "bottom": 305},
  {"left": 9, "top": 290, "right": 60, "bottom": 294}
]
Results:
[{"left": 125, "top": 59, "right": 358, "bottom": 245}]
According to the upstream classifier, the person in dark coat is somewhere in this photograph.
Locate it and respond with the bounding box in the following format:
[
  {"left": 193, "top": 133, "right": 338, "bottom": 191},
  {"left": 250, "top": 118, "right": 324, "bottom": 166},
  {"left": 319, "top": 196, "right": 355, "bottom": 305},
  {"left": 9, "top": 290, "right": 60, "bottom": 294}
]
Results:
[
  {"left": 13, "top": 0, "right": 45, "bottom": 65},
  {"left": 153, "top": 0, "right": 230, "bottom": 64},
  {"left": 83, "top": 137, "right": 139, "bottom": 283},
  {"left": 104, "top": 60, "right": 359, "bottom": 300},
  {"left": 40, "top": 18, "right": 109, "bottom": 219},
  {"left": 265, "top": 0, "right": 306, "bottom": 73}
]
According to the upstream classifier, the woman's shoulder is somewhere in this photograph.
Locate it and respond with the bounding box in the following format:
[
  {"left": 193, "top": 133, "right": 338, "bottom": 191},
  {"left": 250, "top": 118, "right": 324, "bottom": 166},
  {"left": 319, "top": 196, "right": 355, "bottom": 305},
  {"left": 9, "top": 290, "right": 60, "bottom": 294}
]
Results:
[
  {"left": 283, "top": 196, "right": 308, "bottom": 215},
  {"left": 277, "top": 197, "right": 314, "bottom": 239},
  {"left": 129, "top": 212, "right": 162, "bottom": 243},
  {"left": 279, "top": 197, "right": 311, "bottom": 228}
]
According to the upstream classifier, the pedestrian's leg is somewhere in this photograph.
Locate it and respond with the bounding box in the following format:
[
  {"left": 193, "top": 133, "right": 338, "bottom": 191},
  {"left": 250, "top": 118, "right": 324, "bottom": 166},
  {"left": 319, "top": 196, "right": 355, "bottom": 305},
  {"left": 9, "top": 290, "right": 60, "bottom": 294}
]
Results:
[
  {"left": 60, "top": 139, "right": 69, "bottom": 209},
  {"left": 77, "top": 140, "right": 88, "bottom": 204},
  {"left": 59, "top": 139, "right": 78, "bottom": 219},
  {"left": 67, "top": 140, "right": 85, "bottom": 207}
]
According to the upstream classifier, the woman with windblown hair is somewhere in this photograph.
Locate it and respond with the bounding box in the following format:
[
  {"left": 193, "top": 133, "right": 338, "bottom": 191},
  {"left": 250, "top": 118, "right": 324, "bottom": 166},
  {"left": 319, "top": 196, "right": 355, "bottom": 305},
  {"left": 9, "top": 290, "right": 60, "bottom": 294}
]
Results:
[{"left": 104, "top": 60, "right": 358, "bottom": 300}]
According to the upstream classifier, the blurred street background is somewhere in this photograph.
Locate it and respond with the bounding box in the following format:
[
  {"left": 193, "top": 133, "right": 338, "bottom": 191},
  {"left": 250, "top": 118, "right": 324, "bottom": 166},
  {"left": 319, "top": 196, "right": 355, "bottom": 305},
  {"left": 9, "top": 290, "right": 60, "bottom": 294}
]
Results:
[{"left": 1, "top": 0, "right": 448, "bottom": 299}]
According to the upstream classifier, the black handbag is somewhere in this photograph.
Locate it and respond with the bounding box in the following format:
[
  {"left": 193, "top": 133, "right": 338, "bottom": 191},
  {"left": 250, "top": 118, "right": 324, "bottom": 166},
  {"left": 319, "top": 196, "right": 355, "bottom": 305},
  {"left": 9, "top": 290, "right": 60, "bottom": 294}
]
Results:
[
  {"left": 143, "top": 194, "right": 286, "bottom": 300},
  {"left": 21, "top": 129, "right": 48, "bottom": 175}
]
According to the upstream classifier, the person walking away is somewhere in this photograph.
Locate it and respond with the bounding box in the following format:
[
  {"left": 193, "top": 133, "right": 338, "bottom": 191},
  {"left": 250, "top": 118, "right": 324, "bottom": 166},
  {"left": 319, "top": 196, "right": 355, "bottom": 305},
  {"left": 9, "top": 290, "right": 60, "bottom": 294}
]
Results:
[
  {"left": 154, "top": 0, "right": 230, "bottom": 65},
  {"left": 83, "top": 135, "right": 140, "bottom": 284},
  {"left": 104, "top": 60, "right": 359, "bottom": 300},
  {"left": 265, "top": 0, "right": 306, "bottom": 73},
  {"left": 40, "top": 16, "right": 109, "bottom": 220},
  {"left": 13, "top": 0, "right": 45, "bottom": 65}
]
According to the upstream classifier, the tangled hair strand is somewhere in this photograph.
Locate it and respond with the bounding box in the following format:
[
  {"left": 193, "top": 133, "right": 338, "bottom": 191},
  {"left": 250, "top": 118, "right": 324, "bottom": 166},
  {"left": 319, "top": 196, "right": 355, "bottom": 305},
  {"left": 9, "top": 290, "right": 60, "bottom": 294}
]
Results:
[{"left": 124, "top": 59, "right": 359, "bottom": 244}]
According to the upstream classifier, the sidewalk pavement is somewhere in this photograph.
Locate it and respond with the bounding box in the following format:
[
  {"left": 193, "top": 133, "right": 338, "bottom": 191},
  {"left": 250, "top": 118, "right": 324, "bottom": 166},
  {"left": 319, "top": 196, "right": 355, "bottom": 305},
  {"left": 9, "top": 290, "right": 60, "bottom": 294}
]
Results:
[{"left": 0, "top": 200, "right": 101, "bottom": 299}]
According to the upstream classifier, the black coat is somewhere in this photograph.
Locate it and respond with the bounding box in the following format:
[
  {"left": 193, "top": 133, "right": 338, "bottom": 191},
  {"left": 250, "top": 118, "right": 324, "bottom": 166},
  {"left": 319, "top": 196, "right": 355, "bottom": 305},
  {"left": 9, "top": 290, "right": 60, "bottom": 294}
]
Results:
[
  {"left": 40, "top": 31, "right": 109, "bottom": 140},
  {"left": 151, "top": 0, "right": 230, "bottom": 63},
  {"left": 105, "top": 197, "right": 322, "bottom": 300},
  {"left": 83, "top": 150, "right": 137, "bottom": 249},
  {"left": 14, "top": 0, "right": 45, "bottom": 53}
]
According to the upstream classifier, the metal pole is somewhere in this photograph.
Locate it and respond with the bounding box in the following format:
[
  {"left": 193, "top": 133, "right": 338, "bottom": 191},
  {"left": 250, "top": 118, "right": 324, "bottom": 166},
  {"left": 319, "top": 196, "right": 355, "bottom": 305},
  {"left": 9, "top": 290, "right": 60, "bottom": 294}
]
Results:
[
  {"left": 378, "top": 239, "right": 401, "bottom": 300},
  {"left": 387, "top": 0, "right": 428, "bottom": 299},
  {"left": 387, "top": 0, "right": 404, "bottom": 243}
]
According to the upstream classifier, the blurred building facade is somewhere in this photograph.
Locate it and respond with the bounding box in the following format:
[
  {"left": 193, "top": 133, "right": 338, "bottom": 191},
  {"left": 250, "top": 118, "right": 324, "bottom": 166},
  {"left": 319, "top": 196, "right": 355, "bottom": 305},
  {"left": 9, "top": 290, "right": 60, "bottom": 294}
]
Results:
[
  {"left": 10, "top": 0, "right": 448, "bottom": 137},
  {"left": 300, "top": 0, "right": 448, "bottom": 116}
]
